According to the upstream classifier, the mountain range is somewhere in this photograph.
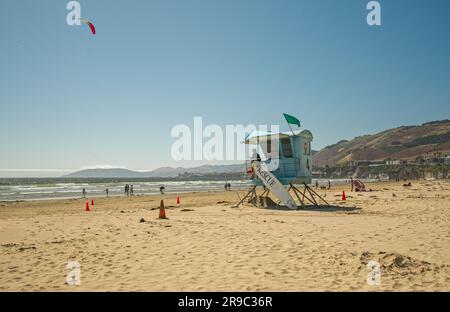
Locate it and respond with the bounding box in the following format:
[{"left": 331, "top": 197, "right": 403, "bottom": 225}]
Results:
[
  {"left": 65, "top": 120, "right": 450, "bottom": 177},
  {"left": 64, "top": 164, "right": 245, "bottom": 178}
]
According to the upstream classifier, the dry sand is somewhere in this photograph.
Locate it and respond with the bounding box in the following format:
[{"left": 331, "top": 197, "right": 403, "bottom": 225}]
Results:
[{"left": 0, "top": 180, "right": 449, "bottom": 291}]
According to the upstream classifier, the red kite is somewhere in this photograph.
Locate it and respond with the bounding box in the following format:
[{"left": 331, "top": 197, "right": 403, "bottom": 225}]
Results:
[{"left": 80, "top": 18, "right": 96, "bottom": 35}]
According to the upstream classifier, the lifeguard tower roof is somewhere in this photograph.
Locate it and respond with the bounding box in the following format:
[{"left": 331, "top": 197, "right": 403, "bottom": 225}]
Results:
[{"left": 243, "top": 129, "right": 313, "bottom": 144}]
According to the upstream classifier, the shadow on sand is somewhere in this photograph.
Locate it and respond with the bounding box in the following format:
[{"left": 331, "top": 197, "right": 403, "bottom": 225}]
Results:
[
  {"left": 257, "top": 196, "right": 361, "bottom": 213},
  {"left": 261, "top": 204, "right": 361, "bottom": 213},
  {"left": 297, "top": 205, "right": 361, "bottom": 212}
]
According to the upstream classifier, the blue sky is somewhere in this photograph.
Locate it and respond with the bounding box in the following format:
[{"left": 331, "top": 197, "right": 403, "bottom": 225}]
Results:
[{"left": 0, "top": 0, "right": 449, "bottom": 176}]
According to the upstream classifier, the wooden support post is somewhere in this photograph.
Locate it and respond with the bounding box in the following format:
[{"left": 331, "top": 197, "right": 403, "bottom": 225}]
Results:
[
  {"left": 249, "top": 186, "right": 258, "bottom": 207},
  {"left": 233, "top": 185, "right": 257, "bottom": 208},
  {"left": 303, "top": 183, "right": 329, "bottom": 207},
  {"left": 289, "top": 183, "right": 330, "bottom": 209},
  {"left": 289, "top": 183, "right": 305, "bottom": 209},
  {"left": 260, "top": 188, "right": 270, "bottom": 197}
]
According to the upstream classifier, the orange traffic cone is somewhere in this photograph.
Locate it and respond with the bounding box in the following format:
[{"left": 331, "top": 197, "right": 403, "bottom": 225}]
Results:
[
  {"left": 91, "top": 199, "right": 94, "bottom": 206},
  {"left": 176, "top": 196, "right": 180, "bottom": 205},
  {"left": 342, "top": 191, "right": 346, "bottom": 201},
  {"left": 85, "top": 202, "right": 90, "bottom": 211},
  {"left": 159, "top": 200, "right": 167, "bottom": 219}
]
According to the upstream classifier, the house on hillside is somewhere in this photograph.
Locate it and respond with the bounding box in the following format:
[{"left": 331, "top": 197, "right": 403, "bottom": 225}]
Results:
[
  {"left": 348, "top": 160, "right": 370, "bottom": 166},
  {"left": 385, "top": 159, "right": 401, "bottom": 165},
  {"left": 424, "top": 157, "right": 446, "bottom": 165},
  {"left": 349, "top": 160, "right": 384, "bottom": 167}
]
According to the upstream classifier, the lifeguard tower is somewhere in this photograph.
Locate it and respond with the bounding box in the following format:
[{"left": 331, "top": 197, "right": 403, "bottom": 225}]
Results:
[{"left": 234, "top": 128, "right": 329, "bottom": 209}]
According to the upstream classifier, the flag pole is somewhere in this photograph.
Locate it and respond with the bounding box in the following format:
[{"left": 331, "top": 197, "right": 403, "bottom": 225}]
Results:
[{"left": 287, "top": 122, "right": 295, "bottom": 136}]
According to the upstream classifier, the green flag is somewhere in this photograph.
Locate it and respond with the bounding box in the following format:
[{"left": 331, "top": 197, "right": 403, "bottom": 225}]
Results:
[{"left": 283, "top": 113, "right": 301, "bottom": 127}]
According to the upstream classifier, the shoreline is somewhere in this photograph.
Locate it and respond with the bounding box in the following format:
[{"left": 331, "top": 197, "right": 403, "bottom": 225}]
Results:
[
  {"left": 0, "top": 186, "right": 252, "bottom": 203},
  {"left": 0, "top": 178, "right": 388, "bottom": 203}
]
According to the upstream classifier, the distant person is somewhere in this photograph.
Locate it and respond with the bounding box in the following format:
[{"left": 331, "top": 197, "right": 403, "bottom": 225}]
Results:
[
  {"left": 82, "top": 188, "right": 87, "bottom": 198},
  {"left": 160, "top": 185, "right": 165, "bottom": 195},
  {"left": 315, "top": 180, "right": 319, "bottom": 190},
  {"left": 227, "top": 182, "right": 231, "bottom": 190},
  {"left": 350, "top": 177, "right": 354, "bottom": 192},
  {"left": 328, "top": 180, "right": 331, "bottom": 190},
  {"left": 251, "top": 149, "right": 261, "bottom": 164},
  {"left": 224, "top": 182, "right": 228, "bottom": 191},
  {"left": 125, "top": 184, "right": 129, "bottom": 196},
  {"left": 105, "top": 188, "right": 109, "bottom": 198},
  {"left": 130, "top": 185, "right": 134, "bottom": 196}
]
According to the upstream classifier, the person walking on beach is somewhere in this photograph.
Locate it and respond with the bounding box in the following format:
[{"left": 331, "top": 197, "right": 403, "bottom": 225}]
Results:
[
  {"left": 82, "top": 188, "right": 87, "bottom": 198},
  {"left": 160, "top": 185, "right": 165, "bottom": 195},
  {"left": 125, "top": 184, "right": 129, "bottom": 196},
  {"left": 130, "top": 185, "right": 134, "bottom": 196},
  {"left": 105, "top": 188, "right": 109, "bottom": 198},
  {"left": 315, "top": 180, "right": 319, "bottom": 190},
  {"left": 227, "top": 182, "right": 231, "bottom": 191},
  {"left": 224, "top": 182, "right": 228, "bottom": 191},
  {"left": 328, "top": 180, "right": 331, "bottom": 190}
]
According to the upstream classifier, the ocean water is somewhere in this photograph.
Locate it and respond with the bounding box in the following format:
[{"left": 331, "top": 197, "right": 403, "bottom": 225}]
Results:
[
  {"left": 0, "top": 179, "right": 252, "bottom": 201},
  {"left": 0, "top": 178, "right": 376, "bottom": 202}
]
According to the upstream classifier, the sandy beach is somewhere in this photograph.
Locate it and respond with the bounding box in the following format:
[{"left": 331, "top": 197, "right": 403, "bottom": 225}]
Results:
[{"left": 0, "top": 180, "right": 449, "bottom": 291}]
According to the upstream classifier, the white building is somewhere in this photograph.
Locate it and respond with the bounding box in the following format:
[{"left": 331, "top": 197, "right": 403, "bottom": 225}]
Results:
[{"left": 385, "top": 159, "right": 401, "bottom": 165}]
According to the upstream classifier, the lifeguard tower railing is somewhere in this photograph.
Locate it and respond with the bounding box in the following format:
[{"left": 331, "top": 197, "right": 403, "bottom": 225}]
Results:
[{"left": 245, "top": 157, "right": 303, "bottom": 185}]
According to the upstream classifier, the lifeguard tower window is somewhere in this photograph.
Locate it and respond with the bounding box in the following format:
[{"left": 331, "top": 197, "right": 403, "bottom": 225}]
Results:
[{"left": 281, "top": 137, "right": 293, "bottom": 158}]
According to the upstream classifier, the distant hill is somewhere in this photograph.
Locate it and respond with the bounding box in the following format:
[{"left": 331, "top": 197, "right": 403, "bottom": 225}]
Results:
[
  {"left": 64, "top": 164, "right": 244, "bottom": 178},
  {"left": 313, "top": 120, "right": 450, "bottom": 167},
  {"left": 64, "top": 168, "right": 147, "bottom": 178}
]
